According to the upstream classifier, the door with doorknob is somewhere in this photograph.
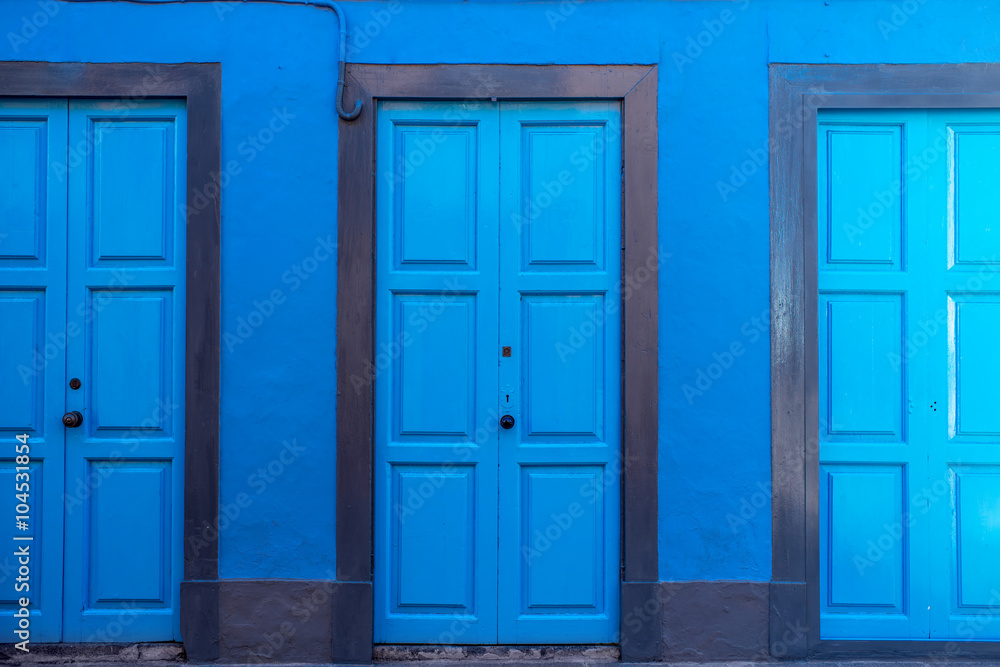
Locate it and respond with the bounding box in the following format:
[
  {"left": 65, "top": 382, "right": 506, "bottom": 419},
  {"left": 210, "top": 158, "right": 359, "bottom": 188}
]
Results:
[
  {"left": 373, "top": 101, "right": 622, "bottom": 644},
  {"left": 0, "top": 98, "right": 186, "bottom": 641}
]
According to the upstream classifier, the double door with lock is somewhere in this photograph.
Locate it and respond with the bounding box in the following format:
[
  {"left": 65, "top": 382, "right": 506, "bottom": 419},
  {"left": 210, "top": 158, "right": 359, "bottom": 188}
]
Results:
[
  {"left": 0, "top": 99, "right": 186, "bottom": 641},
  {"left": 374, "top": 101, "right": 622, "bottom": 643}
]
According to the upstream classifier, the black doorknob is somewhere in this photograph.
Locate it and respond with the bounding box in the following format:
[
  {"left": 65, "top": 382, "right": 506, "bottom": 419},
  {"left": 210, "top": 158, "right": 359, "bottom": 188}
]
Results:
[
  {"left": 62, "top": 411, "right": 83, "bottom": 428},
  {"left": 500, "top": 415, "right": 515, "bottom": 430}
]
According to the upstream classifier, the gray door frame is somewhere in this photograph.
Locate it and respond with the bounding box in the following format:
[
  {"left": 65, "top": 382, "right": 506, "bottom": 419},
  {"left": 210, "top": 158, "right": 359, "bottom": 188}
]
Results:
[
  {"left": 334, "top": 63, "right": 661, "bottom": 662},
  {"left": 0, "top": 61, "right": 222, "bottom": 657},
  {"left": 770, "top": 62, "right": 1000, "bottom": 658}
]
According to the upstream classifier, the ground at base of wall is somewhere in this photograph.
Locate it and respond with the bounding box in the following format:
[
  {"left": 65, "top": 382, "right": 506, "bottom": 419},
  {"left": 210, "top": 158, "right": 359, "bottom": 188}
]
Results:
[
  {"left": 0, "top": 643, "right": 184, "bottom": 665},
  {"left": 8, "top": 659, "right": 1000, "bottom": 667}
]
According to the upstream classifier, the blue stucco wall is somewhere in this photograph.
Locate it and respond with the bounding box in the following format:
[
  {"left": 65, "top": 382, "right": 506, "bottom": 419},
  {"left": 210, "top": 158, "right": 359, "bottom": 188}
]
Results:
[{"left": 4, "top": 0, "right": 999, "bottom": 584}]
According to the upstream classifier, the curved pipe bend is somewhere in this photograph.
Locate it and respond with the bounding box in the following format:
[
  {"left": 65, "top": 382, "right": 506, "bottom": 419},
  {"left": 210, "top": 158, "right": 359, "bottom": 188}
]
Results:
[{"left": 59, "top": 0, "right": 363, "bottom": 121}]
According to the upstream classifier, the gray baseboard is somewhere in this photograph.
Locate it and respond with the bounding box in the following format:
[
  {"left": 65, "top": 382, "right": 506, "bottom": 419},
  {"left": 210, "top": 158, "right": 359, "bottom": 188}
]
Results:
[
  {"left": 621, "top": 581, "right": 662, "bottom": 661},
  {"left": 184, "top": 577, "right": 777, "bottom": 664},
  {"left": 661, "top": 580, "right": 770, "bottom": 661},
  {"left": 200, "top": 578, "right": 372, "bottom": 664},
  {"left": 180, "top": 579, "right": 219, "bottom": 661}
]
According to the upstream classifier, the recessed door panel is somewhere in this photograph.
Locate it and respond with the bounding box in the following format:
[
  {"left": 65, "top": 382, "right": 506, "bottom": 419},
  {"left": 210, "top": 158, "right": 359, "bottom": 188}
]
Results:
[
  {"left": 950, "top": 128, "right": 1000, "bottom": 268},
  {"left": 949, "top": 296, "right": 1000, "bottom": 438},
  {"left": 0, "top": 120, "right": 48, "bottom": 262},
  {"left": 0, "top": 293, "right": 45, "bottom": 431},
  {"left": 391, "top": 466, "right": 477, "bottom": 613},
  {"left": 519, "top": 127, "right": 605, "bottom": 270},
  {"left": 820, "top": 294, "right": 905, "bottom": 440},
  {"left": 520, "top": 467, "right": 604, "bottom": 612},
  {"left": 394, "top": 125, "right": 478, "bottom": 269},
  {"left": 89, "top": 291, "right": 172, "bottom": 434},
  {"left": 821, "top": 465, "right": 906, "bottom": 611},
  {"left": 86, "top": 462, "right": 171, "bottom": 606},
  {"left": 521, "top": 296, "right": 603, "bottom": 441},
  {"left": 91, "top": 123, "right": 173, "bottom": 263},
  {"left": 951, "top": 467, "right": 1000, "bottom": 610},
  {"left": 819, "top": 126, "right": 903, "bottom": 270},
  {"left": 394, "top": 295, "right": 476, "bottom": 440}
]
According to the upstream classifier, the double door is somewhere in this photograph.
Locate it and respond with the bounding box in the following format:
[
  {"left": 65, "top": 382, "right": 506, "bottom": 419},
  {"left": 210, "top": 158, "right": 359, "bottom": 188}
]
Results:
[
  {"left": 374, "top": 101, "right": 622, "bottom": 643},
  {"left": 819, "top": 109, "right": 1000, "bottom": 639},
  {"left": 0, "top": 99, "right": 185, "bottom": 641}
]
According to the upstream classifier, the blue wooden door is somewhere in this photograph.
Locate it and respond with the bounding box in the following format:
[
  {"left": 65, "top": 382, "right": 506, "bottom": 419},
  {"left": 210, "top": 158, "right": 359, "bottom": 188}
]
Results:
[
  {"left": 497, "top": 102, "right": 621, "bottom": 643},
  {"left": 0, "top": 99, "right": 186, "bottom": 642},
  {"left": 0, "top": 99, "right": 69, "bottom": 643},
  {"left": 374, "top": 101, "right": 621, "bottom": 644},
  {"left": 374, "top": 101, "right": 502, "bottom": 644},
  {"left": 818, "top": 109, "right": 1000, "bottom": 640}
]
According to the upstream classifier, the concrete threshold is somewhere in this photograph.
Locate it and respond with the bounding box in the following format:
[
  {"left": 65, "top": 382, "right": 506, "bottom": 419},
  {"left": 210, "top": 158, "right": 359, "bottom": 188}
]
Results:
[{"left": 374, "top": 646, "right": 620, "bottom": 662}]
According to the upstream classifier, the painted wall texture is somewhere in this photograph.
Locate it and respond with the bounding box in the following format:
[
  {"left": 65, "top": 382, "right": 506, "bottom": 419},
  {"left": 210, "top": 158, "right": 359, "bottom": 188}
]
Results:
[{"left": 3, "top": 0, "right": 998, "bottom": 587}]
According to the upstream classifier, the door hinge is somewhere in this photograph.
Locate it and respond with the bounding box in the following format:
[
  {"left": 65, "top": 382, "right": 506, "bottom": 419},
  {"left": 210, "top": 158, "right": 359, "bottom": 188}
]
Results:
[
  {"left": 371, "top": 553, "right": 375, "bottom": 574},
  {"left": 620, "top": 564, "right": 625, "bottom": 582}
]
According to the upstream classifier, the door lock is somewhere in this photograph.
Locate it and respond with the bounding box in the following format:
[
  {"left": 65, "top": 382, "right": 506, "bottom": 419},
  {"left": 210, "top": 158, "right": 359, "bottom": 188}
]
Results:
[
  {"left": 500, "top": 415, "right": 515, "bottom": 430},
  {"left": 62, "top": 411, "right": 83, "bottom": 428}
]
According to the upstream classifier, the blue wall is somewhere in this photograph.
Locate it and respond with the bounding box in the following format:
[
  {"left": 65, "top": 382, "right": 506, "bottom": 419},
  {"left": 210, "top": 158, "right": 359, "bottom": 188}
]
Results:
[{"left": 4, "top": 0, "right": 999, "bottom": 584}]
